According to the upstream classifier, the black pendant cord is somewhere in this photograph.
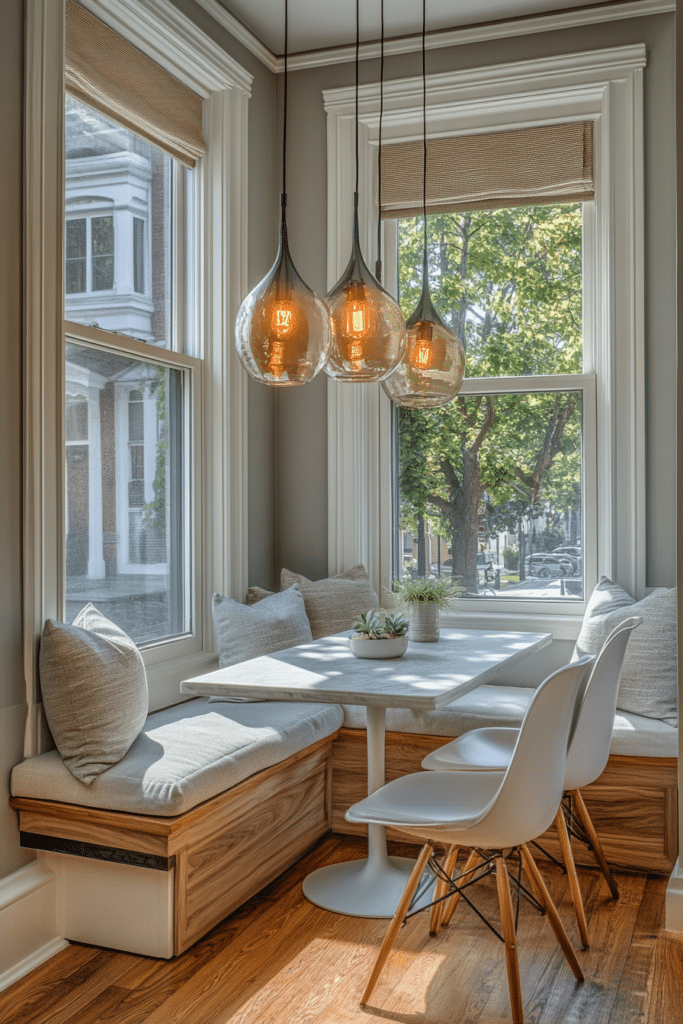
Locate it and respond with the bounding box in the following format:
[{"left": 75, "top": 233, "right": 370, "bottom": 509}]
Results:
[
  {"left": 282, "top": 0, "right": 288, "bottom": 204},
  {"left": 375, "top": 0, "right": 384, "bottom": 281},
  {"left": 421, "top": 0, "right": 428, "bottom": 284},
  {"left": 354, "top": 0, "right": 360, "bottom": 198}
]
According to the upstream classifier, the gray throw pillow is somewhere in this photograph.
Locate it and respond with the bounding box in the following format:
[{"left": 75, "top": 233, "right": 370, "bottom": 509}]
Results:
[
  {"left": 280, "top": 564, "right": 379, "bottom": 640},
  {"left": 210, "top": 585, "right": 313, "bottom": 702},
  {"left": 574, "top": 576, "right": 677, "bottom": 726},
  {"left": 39, "top": 604, "right": 149, "bottom": 785}
]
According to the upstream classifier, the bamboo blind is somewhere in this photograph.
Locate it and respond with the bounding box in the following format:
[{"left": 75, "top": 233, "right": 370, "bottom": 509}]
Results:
[
  {"left": 65, "top": 0, "right": 205, "bottom": 167},
  {"left": 380, "top": 122, "right": 593, "bottom": 217}
]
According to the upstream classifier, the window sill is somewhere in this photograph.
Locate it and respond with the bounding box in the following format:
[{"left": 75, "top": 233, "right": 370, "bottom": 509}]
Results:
[{"left": 439, "top": 606, "right": 583, "bottom": 641}]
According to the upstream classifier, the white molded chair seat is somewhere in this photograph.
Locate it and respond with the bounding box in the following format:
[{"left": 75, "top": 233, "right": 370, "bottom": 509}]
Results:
[
  {"left": 346, "top": 655, "right": 595, "bottom": 1024},
  {"left": 421, "top": 616, "right": 643, "bottom": 948}
]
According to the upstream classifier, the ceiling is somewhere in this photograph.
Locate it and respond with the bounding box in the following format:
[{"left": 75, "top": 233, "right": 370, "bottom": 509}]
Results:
[{"left": 213, "top": 0, "right": 618, "bottom": 56}]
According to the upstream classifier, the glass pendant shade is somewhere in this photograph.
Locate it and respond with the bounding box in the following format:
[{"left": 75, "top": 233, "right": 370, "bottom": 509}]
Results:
[
  {"left": 325, "top": 197, "right": 406, "bottom": 382},
  {"left": 235, "top": 201, "right": 332, "bottom": 386},
  {"left": 382, "top": 261, "right": 465, "bottom": 408}
]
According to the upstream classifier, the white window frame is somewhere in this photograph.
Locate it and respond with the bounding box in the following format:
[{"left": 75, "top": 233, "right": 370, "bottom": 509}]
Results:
[
  {"left": 323, "top": 44, "right": 646, "bottom": 640},
  {"left": 24, "top": 0, "right": 252, "bottom": 753}
]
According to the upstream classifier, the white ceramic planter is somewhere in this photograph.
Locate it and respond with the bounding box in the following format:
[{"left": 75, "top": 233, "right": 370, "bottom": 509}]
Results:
[
  {"left": 349, "top": 635, "right": 409, "bottom": 659},
  {"left": 407, "top": 603, "right": 440, "bottom": 642}
]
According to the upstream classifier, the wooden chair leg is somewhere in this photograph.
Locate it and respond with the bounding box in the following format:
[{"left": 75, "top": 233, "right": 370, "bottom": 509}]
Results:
[
  {"left": 495, "top": 854, "right": 525, "bottom": 1024},
  {"left": 520, "top": 845, "right": 584, "bottom": 983},
  {"left": 554, "top": 807, "right": 590, "bottom": 949},
  {"left": 441, "top": 848, "right": 481, "bottom": 927},
  {"left": 569, "top": 788, "right": 619, "bottom": 900},
  {"left": 430, "top": 845, "right": 459, "bottom": 936},
  {"left": 361, "top": 842, "right": 434, "bottom": 1006}
]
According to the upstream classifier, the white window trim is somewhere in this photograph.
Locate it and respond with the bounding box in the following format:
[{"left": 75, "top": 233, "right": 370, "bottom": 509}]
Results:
[
  {"left": 24, "top": 0, "right": 252, "bottom": 753},
  {"left": 323, "top": 44, "right": 646, "bottom": 640}
]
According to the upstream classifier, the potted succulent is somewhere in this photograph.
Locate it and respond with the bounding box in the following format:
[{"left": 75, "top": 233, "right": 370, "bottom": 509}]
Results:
[
  {"left": 389, "top": 575, "right": 464, "bottom": 642},
  {"left": 349, "top": 609, "right": 409, "bottom": 660}
]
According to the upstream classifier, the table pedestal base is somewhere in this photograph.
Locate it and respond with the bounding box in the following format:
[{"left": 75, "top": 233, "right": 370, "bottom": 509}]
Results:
[{"left": 302, "top": 854, "right": 435, "bottom": 919}]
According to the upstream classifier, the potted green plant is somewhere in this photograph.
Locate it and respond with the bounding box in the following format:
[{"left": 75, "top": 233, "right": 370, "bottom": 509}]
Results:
[
  {"left": 389, "top": 575, "right": 464, "bottom": 642},
  {"left": 349, "top": 609, "right": 409, "bottom": 659}
]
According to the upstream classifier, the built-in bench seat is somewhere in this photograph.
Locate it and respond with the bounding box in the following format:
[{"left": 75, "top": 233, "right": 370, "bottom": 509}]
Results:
[
  {"left": 332, "top": 684, "right": 678, "bottom": 876},
  {"left": 10, "top": 682, "right": 678, "bottom": 959},
  {"left": 340, "top": 683, "right": 678, "bottom": 757},
  {"left": 10, "top": 698, "right": 343, "bottom": 957}
]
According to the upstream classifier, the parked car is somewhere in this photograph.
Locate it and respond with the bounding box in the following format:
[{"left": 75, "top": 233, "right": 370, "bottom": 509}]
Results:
[
  {"left": 552, "top": 546, "right": 582, "bottom": 575},
  {"left": 525, "top": 553, "right": 574, "bottom": 578}
]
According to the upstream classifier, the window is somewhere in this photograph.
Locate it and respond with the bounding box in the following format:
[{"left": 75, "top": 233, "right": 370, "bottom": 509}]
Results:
[
  {"left": 324, "top": 45, "right": 645, "bottom": 637},
  {"left": 394, "top": 203, "right": 587, "bottom": 603},
  {"left": 25, "top": 0, "right": 251, "bottom": 738},
  {"left": 64, "top": 41, "right": 197, "bottom": 648}
]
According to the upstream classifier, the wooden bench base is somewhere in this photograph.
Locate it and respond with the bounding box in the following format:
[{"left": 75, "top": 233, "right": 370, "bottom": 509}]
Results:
[
  {"left": 330, "top": 728, "right": 679, "bottom": 875},
  {"left": 10, "top": 736, "right": 336, "bottom": 957},
  {"left": 8, "top": 726, "right": 677, "bottom": 959}
]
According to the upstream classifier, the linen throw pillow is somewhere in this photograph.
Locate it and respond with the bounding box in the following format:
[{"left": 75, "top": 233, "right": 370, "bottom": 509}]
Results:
[
  {"left": 210, "top": 585, "right": 313, "bottom": 702},
  {"left": 573, "top": 576, "right": 677, "bottom": 726},
  {"left": 280, "top": 564, "right": 379, "bottom": 640},
  {"left": 39, "top": 604, "right": 148, "bottom": 785}
]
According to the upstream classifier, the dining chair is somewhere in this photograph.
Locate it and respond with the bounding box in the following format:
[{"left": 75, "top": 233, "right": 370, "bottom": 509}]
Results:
[
  {"left": 346, "top": 655, "right": 595, "bottom": 1024},
  {"left": 422, "top": 616, "right": 642, "bottom": 948}
]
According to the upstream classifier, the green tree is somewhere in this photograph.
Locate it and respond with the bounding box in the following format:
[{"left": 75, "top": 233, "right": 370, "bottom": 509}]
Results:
[{"left": 397, "top": 204, "right": 583, "bottom": 593}]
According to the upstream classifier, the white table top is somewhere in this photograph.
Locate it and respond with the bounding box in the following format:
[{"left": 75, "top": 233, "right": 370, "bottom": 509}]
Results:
[{"left": 180, "top": 627, "right": 552, "bottom": 710}]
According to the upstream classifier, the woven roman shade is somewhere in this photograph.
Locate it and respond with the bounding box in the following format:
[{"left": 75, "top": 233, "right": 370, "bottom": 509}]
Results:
[
  {"left": 65, "top": 0, "right": 205, "bottom": 167},
  {"left": 380, "top": 122, "right": 593, "bottom": 217}
]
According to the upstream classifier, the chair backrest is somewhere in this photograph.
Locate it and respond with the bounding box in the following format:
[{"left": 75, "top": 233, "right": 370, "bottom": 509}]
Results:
[
  {"left": 478, "top": 655, "right": 595, "bottom": 849},
  {"left": 564, "top": 615, "right": 642, "bottom": 790}
]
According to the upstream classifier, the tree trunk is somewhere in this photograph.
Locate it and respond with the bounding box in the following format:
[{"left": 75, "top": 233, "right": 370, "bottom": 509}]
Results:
[{"left": 417, "top": 515, "right": 426, "bottom": 577}]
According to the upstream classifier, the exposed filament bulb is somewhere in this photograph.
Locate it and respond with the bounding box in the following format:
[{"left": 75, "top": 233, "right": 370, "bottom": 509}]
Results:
[{"left": 410, "top": 321, "right": 435, "bottom": 369}]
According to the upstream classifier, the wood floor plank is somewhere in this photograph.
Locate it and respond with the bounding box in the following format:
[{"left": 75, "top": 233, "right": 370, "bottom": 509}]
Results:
[
  {"left": 609, "top": 873, "right": 668, "bottom": 1023},
  {"left": 0, "top": 944, "right": 101, "bottom": 1020},
  {"left": 0, "top": 834, "right": 679, "bottom": 1024},
  {"left": 646, "top": 929, "right": 683, "bottom": 1024}
]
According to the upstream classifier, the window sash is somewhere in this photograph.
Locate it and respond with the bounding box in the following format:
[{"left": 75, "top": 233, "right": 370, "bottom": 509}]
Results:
[
  {"left": 391, "top": 372, "right": 597, "bottom": 621},
  {"left": 64, "top": 321, "right": 202, "bottom": 653}
]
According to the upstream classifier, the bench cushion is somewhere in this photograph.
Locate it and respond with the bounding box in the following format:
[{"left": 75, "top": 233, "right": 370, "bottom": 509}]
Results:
[
  {"left": 11, "top": 698, "right": 343, "bottom": 816},
  {"left": 340, "top": 684, "right": 677, "bottom": 758}
]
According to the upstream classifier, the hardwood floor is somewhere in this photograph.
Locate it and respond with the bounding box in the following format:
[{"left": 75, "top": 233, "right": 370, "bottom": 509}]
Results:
[{"left": 2, "top": 834, "right": 682, "bottom": 1024}]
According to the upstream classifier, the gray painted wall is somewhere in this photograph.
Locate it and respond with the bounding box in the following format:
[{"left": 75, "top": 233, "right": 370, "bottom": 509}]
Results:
[
  {"left": 170, "top": 0, "right": 280, "bottom": 593},
  {"left": 278, "top": 13, "right": 677, "bottom": 593}
]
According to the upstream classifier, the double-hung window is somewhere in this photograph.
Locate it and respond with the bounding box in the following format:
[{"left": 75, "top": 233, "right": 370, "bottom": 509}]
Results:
[
  {"left": 24, "top": 0, "right": 251, "bottom": 749},
  {"left": 387, "top": 123, "right": 593, "bottom": 607},
  {"left": 324, "top": 45, "right": 646, "bottom": 638}
]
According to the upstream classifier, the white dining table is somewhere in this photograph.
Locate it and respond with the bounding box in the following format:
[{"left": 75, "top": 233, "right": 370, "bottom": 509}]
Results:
[{"left": 180, "top": 626, "right": 552, "bottom": 918}]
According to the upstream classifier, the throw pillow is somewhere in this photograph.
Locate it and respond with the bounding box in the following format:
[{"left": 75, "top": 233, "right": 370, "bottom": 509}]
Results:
[
  {"left": 39, "top": 604, "right": 149, "bottom": 785},
  {"left": 574, "top": 576, "right": 677, "bottom": 726},
  {"left": 280, "top": 564, "right": 379, "bottom": 640},
  {"left": 210, "top": 585, "right": 313, "bottom": 701}
]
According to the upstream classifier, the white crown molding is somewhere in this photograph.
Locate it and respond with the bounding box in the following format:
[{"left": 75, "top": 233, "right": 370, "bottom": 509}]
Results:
[
  {"left": 158, "top": 0, "right": 671, "bottom": 75},
  {"left": 78, "top": 0, "right": 253, "bottom": 95},
  {"left": 193, "top": 0, "right": 278, "bottom": 72},
  {"left": 283, "top": 0, "right": 670, "bottom": 71}
]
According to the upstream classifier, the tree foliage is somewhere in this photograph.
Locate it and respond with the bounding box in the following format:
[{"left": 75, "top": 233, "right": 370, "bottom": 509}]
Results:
[{"left": 397, "top": 204, "right": 583, "bottom": 592}]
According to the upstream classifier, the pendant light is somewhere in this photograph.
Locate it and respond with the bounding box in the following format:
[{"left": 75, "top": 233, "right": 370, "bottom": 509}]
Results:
[
  {"left": 235, "top": 0, "right": 332, "bottom": 386},
  {"left": 382, "top": 0, "right": 465, "bottom": 408},
  {"left": 324, "top": 0, "right": 406, "bottom": 383}
]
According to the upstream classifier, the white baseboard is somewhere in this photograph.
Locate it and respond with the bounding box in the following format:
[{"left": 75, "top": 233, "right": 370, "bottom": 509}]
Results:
[
  {"left": 665, "top": 857, "right": 683, "bottom": 933},
  {"left": 0, "top": 860, "right": 67, "bottom": 993}
]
